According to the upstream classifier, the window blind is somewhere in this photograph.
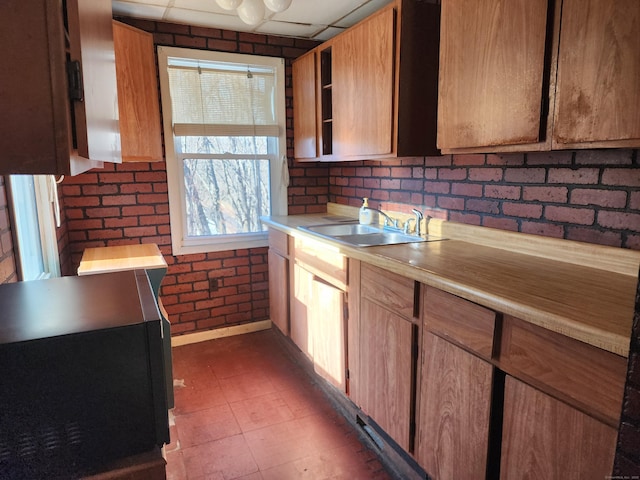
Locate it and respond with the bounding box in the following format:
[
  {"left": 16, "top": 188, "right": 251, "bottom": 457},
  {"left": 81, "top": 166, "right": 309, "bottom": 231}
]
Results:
[{"left": 167, "top": 59, "right": 280, "bottom": 137}]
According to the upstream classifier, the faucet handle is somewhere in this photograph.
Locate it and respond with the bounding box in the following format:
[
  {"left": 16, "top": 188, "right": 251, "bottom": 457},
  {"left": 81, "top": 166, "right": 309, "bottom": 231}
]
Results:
[{"left": 404, "top": 218, "right": 415, "bottom": 234}]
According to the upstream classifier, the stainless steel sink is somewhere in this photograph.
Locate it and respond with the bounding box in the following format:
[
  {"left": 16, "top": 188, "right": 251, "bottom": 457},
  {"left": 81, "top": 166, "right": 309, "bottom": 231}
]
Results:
[{"left": 299, "top": 223, "right": 442, "bottom": 247}]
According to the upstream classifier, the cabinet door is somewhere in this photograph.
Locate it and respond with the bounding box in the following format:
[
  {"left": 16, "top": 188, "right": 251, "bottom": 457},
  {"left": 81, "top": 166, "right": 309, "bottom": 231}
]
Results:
[
  {"left": 268, "top": 250, "right": 289, "bottom": 335},
  {"left": 437, "top": 0, "right": 549, "bottom": 150},
  {"left": 290, "top": 263, "right": 313, "bottom": 359},
  {"left": 292, "top": 51, "right": 318, "bottom": 160},
  {"left": 310, "top": 277, "right": 346, "bottom": 391},
  {"left": 67, "top": 0, "right": 121, "bottom": 168},
  {"left": 553, "top": 0, "right": 640, "bottom": 148},
  {"left": 501, "top": 376, "right": 617, "bottom": 479},
  {"left": 358, "top": 298, "right": 414, "bottom": 452},
  {"left": 113, "top": 21, "right": 163, "bottom": 162},
  {"left": 333, "top": 7, "right": 395, "bottom": 157},
  {"left": 417, "top": 332, "right": 493, "bottom": 479}
]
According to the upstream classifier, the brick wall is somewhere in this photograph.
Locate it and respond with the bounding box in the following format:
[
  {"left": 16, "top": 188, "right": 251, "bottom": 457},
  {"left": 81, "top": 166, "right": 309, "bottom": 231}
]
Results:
[
  {"left": 329, "top": 150, "right": 640, "bottom": 250},
  {"left": 0, "top": 177, "right": 17, "bottom": 283},
  {"left": 60, "top": 19, "right": 326, "bottom": 336}
]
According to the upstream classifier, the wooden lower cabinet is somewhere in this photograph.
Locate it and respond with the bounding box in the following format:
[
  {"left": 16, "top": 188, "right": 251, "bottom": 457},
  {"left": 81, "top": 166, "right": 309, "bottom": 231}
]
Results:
[
  {"left": 500, "top": 375, "right": 617, "bottom": 479},
  {"left": 416, "top": 332, "right": 493, "bottom": 479},
  {"left": 290, "top": 262, "right": 347, "bottom": 392},
  {"left": 267, "top": 250, "right": 289, "bottom": 335},
  {"left": 357, "top": 297, "right": 415, "bottom": 452}
]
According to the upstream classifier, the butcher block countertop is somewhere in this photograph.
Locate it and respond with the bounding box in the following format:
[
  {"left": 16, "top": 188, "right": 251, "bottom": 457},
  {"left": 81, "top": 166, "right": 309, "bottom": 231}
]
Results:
[{"left": 262, "top": 204, "right": 640, "bottom": 357}]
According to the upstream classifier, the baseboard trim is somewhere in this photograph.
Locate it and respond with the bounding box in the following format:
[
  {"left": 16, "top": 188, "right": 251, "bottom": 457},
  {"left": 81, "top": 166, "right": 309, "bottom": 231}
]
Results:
[{"left": 170, "top": 320, "right": 272, "bottom": 347}]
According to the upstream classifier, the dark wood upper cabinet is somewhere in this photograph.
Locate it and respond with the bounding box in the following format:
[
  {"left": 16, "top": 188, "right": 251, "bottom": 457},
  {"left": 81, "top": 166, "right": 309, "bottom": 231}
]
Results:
[
  {"left": 0, "top": 0, "right": 121, "bottom": 175},
  {"left": 438, "top": 0, "right": 640, "bottom": 153}
]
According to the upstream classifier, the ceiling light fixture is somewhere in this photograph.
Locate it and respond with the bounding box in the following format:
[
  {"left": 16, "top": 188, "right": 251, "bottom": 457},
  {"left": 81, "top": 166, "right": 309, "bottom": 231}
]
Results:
[{"left": 215, "top": 0, "right": 293, "bottom": 26}]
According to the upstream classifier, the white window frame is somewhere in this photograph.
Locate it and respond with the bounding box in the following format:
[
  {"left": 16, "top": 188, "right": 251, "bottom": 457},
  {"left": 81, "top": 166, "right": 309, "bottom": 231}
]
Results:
[
  {"left": 158, "top": 46, "right": 288, "bottom": 255},
  {"left": 8, "top": 175, "right": 61, "bottom": 281}
]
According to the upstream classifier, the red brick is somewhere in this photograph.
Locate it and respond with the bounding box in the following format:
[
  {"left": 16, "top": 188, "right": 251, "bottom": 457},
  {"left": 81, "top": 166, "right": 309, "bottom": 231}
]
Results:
[
  {"left": 120, "top": 183, "right": 153, "bottom": 194},
  {"left": 631, "top": 192, "right": 640, "bottom": 210},
  {"left": 157, "top": 22, "right": 189, "bottom": 34},
  {"left": 503, "top": 203, "right": 543, "bottom": 219},
  {"left": 171, "top": 322, "right": 197, "bottom": 334},
  {"left": 425, "top": 181, "right": 449, "bottom": 194},
  {"left": 179, "top": 291, "right": 211, "bottom": 303},
  {"left": 484, "top": 185, "right": 521, "bottom": 200},
  {"left": 98, "top": 172, "right": 134, "bottom": 184},
  {"left": 482, "top": 217, "right": 519, "bottom": 232},
  {"left": 63, "top": 196, "right": 100, "bottom": 207},
  {"left": 85, "top": 207, "right": 121, "bottom": 218},
  {"left": 523, "top": 186, "right": 568, "bottom": 203},
  {"left": 548, "top": 168, "right": 599, "bottom": 185},
  {"left": 82, "top": 185, "right": 119, "bottom": 195},
  {"left": 390, "top": 191, "right": 412, "bottom": 203},
  {"left": 122, "top": 205, "right": 155, "bottom": 216},
  {"left": 189, "top": 25, "right": 223, "bottom": 38},
  {"left": 438, "top": 168, "right": 467, "bottom": 181},
  {"left": 575, "top": 149, "right": 633, "bottom": 165},
  {"left": 400, "top": 179, "right": 423, "bottom": 191},
  {"left": 175, "top": 35, "right": 207, "bottom": 48},
  {"left": 449, "top": 212, "right": 481, "bottom": 225},
  {"left": 425, "top": 155, "right": 453, "bottom": 166},
  {"left": 104, "top": 217, "right": 138, "bottom": 228},
  {"left": 208, "top": 39, "right": 239, "bottom": 51},
  {"left": 597, "top": 211, "right": 640, "bottom": 232},
  {"left": 438, "top": 197, "right": 464, "bottom": 210},
  {"left": 466, "top": 199, "right": 499, "bottom": 214},
  {"left": 390, "top": 167, "right": 413, "bottom": 178},
  {"left": 545, "top": 206, "right": 595, "bottom": 225},
  {"left": 196, "top": 317, "right": 226, "bottom": 330},
  {"left": 504, "top": 168, "right": 546, "bottom": 184},
  {"left": 566, "top": 227, "right": 622, "bottom": 247},
  {"left": 469, "top": 168, "right": 503, "bottom": 182},
  {"left": 526, "top": 151, "right": 573, "bottom": 165},
  {"left": 68, "top": 219, "right": 103, "bottom": 230},
  {"left": 602, "top": 168, "right": 640, "bottom": 187},
  {"left": 521, "top": 221, "right": 564, "bottom": 238},
  {"left": 372, "top": 167, "right": 391, "bottom": 177},
  {"left": 425, "top": 168, "right": 438, "bottom": 180},
  {"left": 486, "top": 153, "right": 525, "bottom": 166},
  {"left": 451, "top": 183, "right": 483, "bottom": 197},
  {"left": 625, "top": 234, "right": 640, "bottom": 250},
  {"left": 570, "top": 189, "right": 627, "bottom": 208},
  {"left": 123, "top": 226, "right": 158, "bottom": 237},
  {"left": 453, "top": 154, "right": 485, "bottom": 166},
  {"left": 88, "top": 229, "right": 123, "bottom": 240},
  {"left": 102, "top": 195, "right": 137, "bottom": 206},
  {"left": 137, "top": 193, "right": 168, "bottom": 204},
  {"left": 379, "top": 179, "right": 398, "bottom": 189}
]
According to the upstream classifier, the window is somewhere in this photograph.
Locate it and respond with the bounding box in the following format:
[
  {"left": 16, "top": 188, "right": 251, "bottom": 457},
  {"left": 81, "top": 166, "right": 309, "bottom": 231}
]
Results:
[
  {"left": 7, "top": 175, "right": 61, "bottom": 281},
  {"left": 158, "top": 47, "right": 288, "bottom": 255}
]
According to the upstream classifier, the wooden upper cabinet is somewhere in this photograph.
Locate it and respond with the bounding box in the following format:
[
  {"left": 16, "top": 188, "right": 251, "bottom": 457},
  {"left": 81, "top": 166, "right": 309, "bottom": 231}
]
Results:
[
  {"left": 113, "top": 21, "right": 163, "bottom": 162},
  {"left": 333, "top": 7, "right": 395, "bottom": 157},
  {"left": 439, "top": 0, "right": 640, "bottom": 153},
  {"left": 437, "top": 0, "right": 551, "bottom": 152},
  {"left": 292, "top": 0, "right": 440, "bottom": 161},
  {"left": 292, "top": 51, "right": 318, "bottom": 160},
  {"left": 0, "top": 0, "right": 121, "bottom": 175},
  {"left": 552, "top": 0, "right": 640, "bottom": 148}
]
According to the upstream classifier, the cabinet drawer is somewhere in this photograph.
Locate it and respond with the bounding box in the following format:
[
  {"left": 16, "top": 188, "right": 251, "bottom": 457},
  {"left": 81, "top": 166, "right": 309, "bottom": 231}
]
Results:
[
  {"left": 293, "top": 237, "right": 347, "bottom": 291},
  {"left": 268, "top": 229, "right": 288, "bottom": 257},
  {"left": 361, "top": 263, "right": 416, "bottom": 320},
  {"left": 498, "top": 316, "right": 627, "bottom": 427},
  {"left": 423, "top": 288, "right": 496, "bottom": 360}
]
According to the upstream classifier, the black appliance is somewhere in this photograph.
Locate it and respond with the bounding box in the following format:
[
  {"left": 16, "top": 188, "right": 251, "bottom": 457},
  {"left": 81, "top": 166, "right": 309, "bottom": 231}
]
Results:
[{"left": 0, "top": 270, "right": 169, "bottom": 479}]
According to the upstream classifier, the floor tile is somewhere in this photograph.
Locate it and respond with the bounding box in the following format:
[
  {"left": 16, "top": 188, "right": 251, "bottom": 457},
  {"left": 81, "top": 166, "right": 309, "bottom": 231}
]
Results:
[
  {"left": 217, "top": 371, "right": 277, "bottom": 404},
  {"left": 181, "top": 434, "right": 259, "bottom": 479},
  {"left": 229, "top": 391, "right": 295, "bottom": 432},
  {"left": 176, "top": 403, "right": 242, "bottom": 448}
]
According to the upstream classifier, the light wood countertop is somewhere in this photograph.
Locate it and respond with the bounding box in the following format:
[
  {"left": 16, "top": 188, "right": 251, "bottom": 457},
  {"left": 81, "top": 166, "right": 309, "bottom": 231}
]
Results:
[
  {"left": 262, "top": 207, "right": 640, "bottom": 357},
  {"left": 78, "top": 244, "right": 167, "bottom": 276}
]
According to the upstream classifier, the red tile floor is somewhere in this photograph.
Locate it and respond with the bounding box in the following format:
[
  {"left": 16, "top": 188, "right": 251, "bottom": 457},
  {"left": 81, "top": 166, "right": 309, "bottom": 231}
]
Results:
[{"left": 165, "top": 329, "right": 393, "bottom": 480}]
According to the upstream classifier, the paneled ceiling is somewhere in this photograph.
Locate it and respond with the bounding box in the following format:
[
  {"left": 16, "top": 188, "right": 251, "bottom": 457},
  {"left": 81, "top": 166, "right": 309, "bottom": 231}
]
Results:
[{"left": 112, "top": 0, "right": 393, "bottom": 40}]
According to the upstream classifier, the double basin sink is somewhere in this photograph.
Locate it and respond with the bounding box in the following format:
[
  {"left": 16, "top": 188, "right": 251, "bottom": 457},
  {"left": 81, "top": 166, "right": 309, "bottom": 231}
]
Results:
[{"left": 299, "top": 222, "right": 444, "bottom": 247}]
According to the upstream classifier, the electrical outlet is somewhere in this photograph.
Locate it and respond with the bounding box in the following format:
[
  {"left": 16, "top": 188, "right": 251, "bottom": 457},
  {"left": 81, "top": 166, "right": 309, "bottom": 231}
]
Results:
[{"left": 209, "top": 278, "right": 219, "bottom": 292}]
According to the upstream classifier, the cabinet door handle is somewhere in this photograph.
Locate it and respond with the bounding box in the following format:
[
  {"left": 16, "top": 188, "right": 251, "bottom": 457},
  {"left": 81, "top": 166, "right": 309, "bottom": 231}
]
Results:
[{"left": 66, "top": 60, "right": 84, "bottom": 102}]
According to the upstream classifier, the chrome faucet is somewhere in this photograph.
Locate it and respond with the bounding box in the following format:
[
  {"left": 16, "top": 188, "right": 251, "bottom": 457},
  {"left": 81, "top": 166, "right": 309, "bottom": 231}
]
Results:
[
  {"left": 364, "top": 207, "right": 399, "bottom": 228},
  {"left": 412, "top": 208, "right": 424, "bottom": 236}
]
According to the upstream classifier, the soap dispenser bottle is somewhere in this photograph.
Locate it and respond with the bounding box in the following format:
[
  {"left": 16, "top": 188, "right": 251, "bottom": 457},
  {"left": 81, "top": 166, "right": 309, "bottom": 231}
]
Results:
[{"left": 359, "top": 198, "right": 372, "bottom": 225}]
